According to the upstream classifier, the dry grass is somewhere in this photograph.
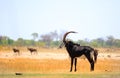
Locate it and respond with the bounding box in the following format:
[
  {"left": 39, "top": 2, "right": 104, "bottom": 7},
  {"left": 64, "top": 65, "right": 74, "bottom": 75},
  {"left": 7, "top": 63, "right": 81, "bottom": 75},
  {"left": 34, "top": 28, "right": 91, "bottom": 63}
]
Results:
[
  {"left": 0, "top": 46, "right": 120, "bottom": 78},
  {"left": 0, "top": 57, "right": 120, "bottom": 73}
]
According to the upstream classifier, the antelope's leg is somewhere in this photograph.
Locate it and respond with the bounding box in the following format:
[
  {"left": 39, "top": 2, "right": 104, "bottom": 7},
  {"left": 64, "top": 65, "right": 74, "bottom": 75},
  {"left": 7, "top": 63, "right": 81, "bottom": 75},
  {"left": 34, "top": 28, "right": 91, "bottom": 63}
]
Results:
[
  {"left": 74, "top": 58, "right": 77, "bottom": 72},
  {"left": 85, "top": 52, "right": 95, "bottom": 71},
  {"left": 70, "top": 58, "right": 74, "bottom": 72}
]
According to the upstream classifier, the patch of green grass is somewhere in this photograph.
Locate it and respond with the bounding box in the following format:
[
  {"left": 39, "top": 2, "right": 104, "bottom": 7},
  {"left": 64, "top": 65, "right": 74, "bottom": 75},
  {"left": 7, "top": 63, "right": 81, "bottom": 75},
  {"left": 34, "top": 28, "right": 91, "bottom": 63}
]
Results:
[{"left": 0, "top": 72, "right": 120, "bottom": 78}]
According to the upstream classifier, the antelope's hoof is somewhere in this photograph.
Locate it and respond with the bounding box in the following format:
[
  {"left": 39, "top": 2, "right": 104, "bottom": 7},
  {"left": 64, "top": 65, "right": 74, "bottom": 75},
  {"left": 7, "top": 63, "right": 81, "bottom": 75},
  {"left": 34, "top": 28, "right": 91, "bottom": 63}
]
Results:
[
  {"left": 74, "top": 70, "right": 77, "bottom": 72},
  {"left": 70, "top": 70, "right": 72, "bottom": 72}
]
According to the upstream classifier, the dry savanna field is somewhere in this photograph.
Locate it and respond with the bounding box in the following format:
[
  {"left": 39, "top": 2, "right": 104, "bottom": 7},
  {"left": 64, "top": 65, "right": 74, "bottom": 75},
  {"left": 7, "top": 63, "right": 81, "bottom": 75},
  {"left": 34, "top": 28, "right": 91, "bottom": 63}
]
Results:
[{"left": 0, "top": 46, "right": 120, "bottom": 78}]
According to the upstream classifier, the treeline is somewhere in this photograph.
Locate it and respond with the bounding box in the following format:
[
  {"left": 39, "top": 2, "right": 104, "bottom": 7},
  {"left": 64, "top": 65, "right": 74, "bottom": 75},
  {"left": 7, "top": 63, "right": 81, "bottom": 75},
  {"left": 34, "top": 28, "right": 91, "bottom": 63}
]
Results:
[
  {"left": 0, "top": 31, "right": 64, "bottom": 47},
  {"left": 0, "top": 31, "right": 120, "bottom": 48},
  {"left": 77, "top": 36, "right": 120, "bottom": 47}
]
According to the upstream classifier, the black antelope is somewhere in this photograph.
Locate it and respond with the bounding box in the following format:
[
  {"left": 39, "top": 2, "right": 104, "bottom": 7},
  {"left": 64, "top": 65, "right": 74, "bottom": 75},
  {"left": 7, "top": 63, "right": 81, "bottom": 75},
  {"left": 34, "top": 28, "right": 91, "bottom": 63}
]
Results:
[
  {"left": 59, "top": 31, "right": 98, "bottom": 72},
  {"left": 13, "top": 48, "right": 20, "bottom": 55},
  {"left": 27, "top": 48, "right": 37, "bottom": 55}
]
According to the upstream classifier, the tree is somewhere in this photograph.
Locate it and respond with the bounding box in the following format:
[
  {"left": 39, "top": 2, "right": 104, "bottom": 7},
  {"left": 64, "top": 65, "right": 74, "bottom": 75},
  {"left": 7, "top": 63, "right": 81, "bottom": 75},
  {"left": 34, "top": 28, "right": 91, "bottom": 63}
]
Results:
[
  {"left": 77, "top": 40, "right": 88, "bottom": 46},
  {"left": 50, "top": 30, "right": 58, "bottom": 41},
  {"left": 15, "top": 38, "right": 25, "bottom": 46},
  {"left": 40, "top": 34, "right": 53, "bottom": 47},
  {"left": 106, "top": 36, "right": 115, "bottom": 47},
  {"left": 95, "top": 38, "right": 105, "bottom": 47},
  {"left": 114, "top": 39, "right": 120, "bottom": 47},
  {"left": 31, "top": 33, "right": 38, "bottom": 41},
  {"left": 7, "top": 38, "right": 14, "bottom": 45},
  {"left": 90, "top": 39, "right": 98, "bottom": 47},
  {"left": 0, "top": 36, "right": 9, "bottom": 45}
]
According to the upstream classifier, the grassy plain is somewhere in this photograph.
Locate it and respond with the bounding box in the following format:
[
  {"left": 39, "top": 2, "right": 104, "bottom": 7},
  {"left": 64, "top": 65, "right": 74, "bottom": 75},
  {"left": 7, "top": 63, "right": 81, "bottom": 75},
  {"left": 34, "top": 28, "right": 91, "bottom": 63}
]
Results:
[{"left": 0, "top": 47, "right": 120, "bottom": 78}]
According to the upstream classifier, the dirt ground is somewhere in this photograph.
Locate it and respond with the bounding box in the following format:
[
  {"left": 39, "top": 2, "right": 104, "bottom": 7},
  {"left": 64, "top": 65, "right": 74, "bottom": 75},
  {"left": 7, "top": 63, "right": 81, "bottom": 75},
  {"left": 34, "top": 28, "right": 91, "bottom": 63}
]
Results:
[{"left": 0, "top": 48, "right": 120, "bottom": 74}]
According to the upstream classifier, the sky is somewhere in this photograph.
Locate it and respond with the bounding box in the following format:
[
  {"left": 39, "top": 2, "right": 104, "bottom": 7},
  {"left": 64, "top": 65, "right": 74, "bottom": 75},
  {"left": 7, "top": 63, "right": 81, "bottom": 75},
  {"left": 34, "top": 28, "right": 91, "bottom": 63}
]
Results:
[{"left": 0, "top": 0, "right": 120, "bottom": 40}]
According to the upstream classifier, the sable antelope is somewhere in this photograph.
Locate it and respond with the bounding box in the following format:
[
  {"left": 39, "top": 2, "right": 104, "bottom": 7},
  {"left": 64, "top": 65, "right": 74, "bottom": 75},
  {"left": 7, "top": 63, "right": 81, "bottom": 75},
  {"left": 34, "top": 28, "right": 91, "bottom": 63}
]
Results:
[
  {"left": 27, "top": 48, "right": 37, "bottom": 55},
  {"left": 13, "top": 48, "right": 20, "bottom": 55},
  {"left": 59, "top": 31, "right": 98, "bottom": 72}
]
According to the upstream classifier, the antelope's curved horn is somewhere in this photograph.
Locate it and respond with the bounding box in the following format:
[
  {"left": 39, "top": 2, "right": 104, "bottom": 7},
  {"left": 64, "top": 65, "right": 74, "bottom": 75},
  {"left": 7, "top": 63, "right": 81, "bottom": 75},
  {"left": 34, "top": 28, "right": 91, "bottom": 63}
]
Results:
[{"left": 63, "top": 31, "right": 77, "bottom": 43}]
